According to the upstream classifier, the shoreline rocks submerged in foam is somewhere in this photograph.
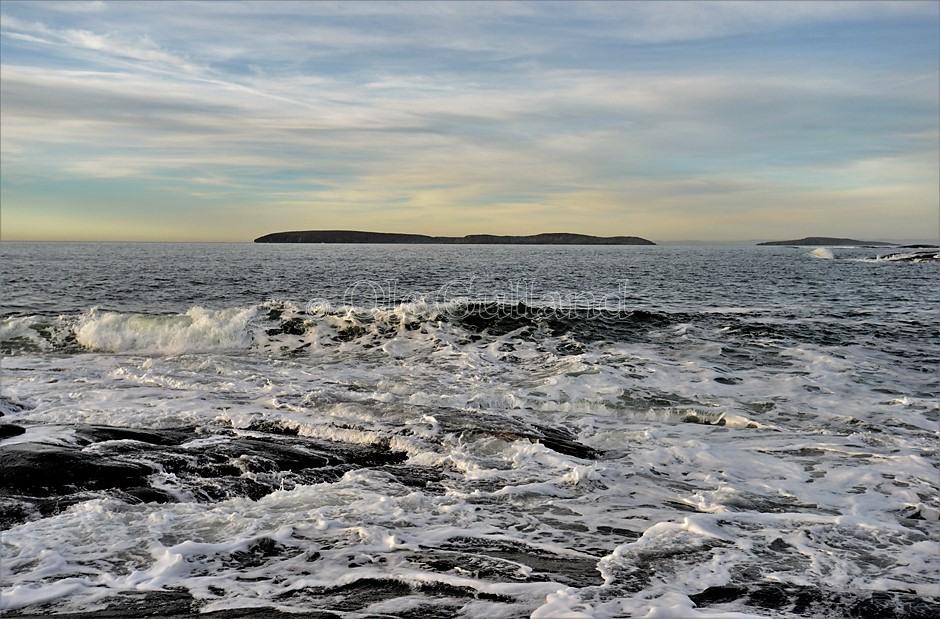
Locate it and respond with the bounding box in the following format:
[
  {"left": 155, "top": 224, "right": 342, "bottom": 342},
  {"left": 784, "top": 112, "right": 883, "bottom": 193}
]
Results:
[{"left": 0, "top": 417, "right": 599, "bottom": 530}]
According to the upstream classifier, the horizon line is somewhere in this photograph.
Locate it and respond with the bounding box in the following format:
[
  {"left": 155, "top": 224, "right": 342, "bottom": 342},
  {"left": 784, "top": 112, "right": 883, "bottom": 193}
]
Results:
[{"left": 3, "top": 238, "right": 938, "bottom": 245}]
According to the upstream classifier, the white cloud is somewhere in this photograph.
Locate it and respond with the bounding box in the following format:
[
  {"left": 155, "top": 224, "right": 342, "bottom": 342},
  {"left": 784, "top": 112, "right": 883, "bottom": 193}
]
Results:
[
  {"left": 0, "top": 13, "right": 201, "bottom": 73},
  {"left": 1, "top": 1, "right": 936, "bottom": 240},
  {"left": 575, "top": 0, "right": 939, "bottom": 43}
]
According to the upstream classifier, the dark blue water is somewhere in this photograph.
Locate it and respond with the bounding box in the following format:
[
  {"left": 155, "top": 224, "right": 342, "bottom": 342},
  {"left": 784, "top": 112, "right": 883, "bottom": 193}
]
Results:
[{"left": 2, "top": 241, "right": 935, "bottom": 315}]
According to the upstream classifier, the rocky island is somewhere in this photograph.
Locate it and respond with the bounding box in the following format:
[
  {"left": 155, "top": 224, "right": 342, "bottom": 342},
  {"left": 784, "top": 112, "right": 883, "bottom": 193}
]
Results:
[
  {"left": 255, "top": 230, "right": 655, "bottom": 245},
  {"left": 757, "top": 237, "right": 894, "bottom": 247}
]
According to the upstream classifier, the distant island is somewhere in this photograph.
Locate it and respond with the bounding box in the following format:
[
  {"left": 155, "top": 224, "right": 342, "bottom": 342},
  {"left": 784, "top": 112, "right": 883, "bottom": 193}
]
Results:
[
  {"left": 757, "top": 237, "right": 894, "bottom": 247},
  {"left": 255, "top": 230, "right": 656, "bottom": 245}
]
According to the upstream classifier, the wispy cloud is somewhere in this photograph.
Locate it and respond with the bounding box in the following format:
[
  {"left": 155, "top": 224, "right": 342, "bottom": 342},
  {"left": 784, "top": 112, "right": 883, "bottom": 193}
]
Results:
[
  {"left": 577, "top": 0, "right": 938, "bottom": 44},
  {"left": 1, "top": 1, "right": 937, "bottom": 241},
  {"left": 1, "top": 13, "right": 200, "bottom": 73}
]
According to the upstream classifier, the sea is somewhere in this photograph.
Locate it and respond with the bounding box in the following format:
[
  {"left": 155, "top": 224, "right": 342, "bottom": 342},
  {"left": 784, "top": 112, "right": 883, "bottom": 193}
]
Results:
[{"left": 1, "top": 242, "right": 938, "bottom": 618}]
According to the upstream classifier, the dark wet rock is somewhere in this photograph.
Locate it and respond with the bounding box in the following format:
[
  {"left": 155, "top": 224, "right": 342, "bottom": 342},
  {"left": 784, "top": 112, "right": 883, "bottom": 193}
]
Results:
[
  {"left": 217, "top": 437, "right": 334, "bottom": 470},
  {"left": 536, "top": 424, "right": 600, "bottom": 459},
  {"left": 747, "top": 583, "right": 793, "bottom": 608},
  {"left": 436, "top": 536, "right": 603, "bottom": 588},
  {"left": 768, "top": 537, "right": 792, "bottom": 551},
  {"left": 376, "top": 463, "right": 448, "bottom": 494},
  {"left": 595, "top": 525, "right": 642, "bottom": 540},
  {"left": 1, "top": 443, "right": 152, "bottom": 496},
  {"left": 0, "top": 424, "right": 417, "bottom": 527},
  {"left": 243, "top": 419, "right": 300, "bottom": 436},
  {"left": 0, "top": 442, "right": 156, "bottom": 529},
  {"left": 333, "top": 324, "right": 368, "bottom": 341},
  {"left": 849, "top": 591, "right": 940, "bottom": 619},
  {"left": 690, "top": 585, "right": 747, "bottom": 606},
  {"left": 391, "top": 605, "right": 473, "bottom": 619},
  {"left": 5, "top": 590, "right": 342, "bottom": 618},
  {"left": 89, "top": 431, "right": 410, "bottom": 503},
  {"left": 689, "top": 583, "right": 940, "bottom": 618},
  {"left": 266, "top": 316, "right": 307, "bottom": 336},
  {"left": 73, "top": 425, "right": 196, "bottom": 446},
  {"left": 470, "top": 427, "right": 599, "bottom": 459},
  {"left": 663, "top": 499, "right": 706, "bottom": 513},
  {"left": 410, "top": 537, "right": 604, "bottom": 590},
  {"left": 120, "top": 486, "right": 176, "bottom": 505},
  {"left": 226, "top": 537, "right": 286, "bottom": 569},
  {"left": 277, "top": 576, "right": 513, "bottom": 611},
  {"left": 0, "top": 423, "right": 27, "bottom": 439},
  {"left": 431, "top": 409, "right": 599, "bottom": 460}
]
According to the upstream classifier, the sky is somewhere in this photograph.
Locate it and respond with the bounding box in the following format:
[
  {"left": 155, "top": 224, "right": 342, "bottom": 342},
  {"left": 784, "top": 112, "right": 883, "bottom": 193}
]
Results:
[{"left": 1, "top": 0, "right": 938, "bottom": 242}]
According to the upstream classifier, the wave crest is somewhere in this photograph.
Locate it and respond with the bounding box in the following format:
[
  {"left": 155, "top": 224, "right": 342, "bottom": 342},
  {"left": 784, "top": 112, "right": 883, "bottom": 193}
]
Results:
[{"left": 74, "top": 306, "right": 257, "bottom": 354}]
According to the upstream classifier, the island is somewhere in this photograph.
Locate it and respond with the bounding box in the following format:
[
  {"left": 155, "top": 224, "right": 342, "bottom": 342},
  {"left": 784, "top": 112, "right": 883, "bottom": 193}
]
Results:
[
  {"left": 756, "top": 237, "right": 894, "bottom": 247},
  {"left": 255, "top": 230, "right": 656, "bottom": 245}
]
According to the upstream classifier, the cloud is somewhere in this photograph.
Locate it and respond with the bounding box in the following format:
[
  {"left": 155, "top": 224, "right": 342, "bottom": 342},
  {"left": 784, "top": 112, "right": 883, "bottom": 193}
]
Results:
[
  {"left": 563, "top": 0, "right": 939, "bottom": 44},
  {"left": 1, "top": 1, "right": 937, "bottom": 241},
  {"left": 2, "top": 59, "right": 935, "bottom": 202},
  {"left": 0, "top": 13, "right": 200, "bottom": 73}
]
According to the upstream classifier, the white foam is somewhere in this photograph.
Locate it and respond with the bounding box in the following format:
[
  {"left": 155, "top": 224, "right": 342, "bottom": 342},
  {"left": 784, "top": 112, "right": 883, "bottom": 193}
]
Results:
[
  {"left": 854, "top": 250, "right": 940, "bottom": 263},
  {"left": 810, "top": 247, "right": 834, "bottom": 259},
  {"left": 2, "top": 294, "right": 938, "bottom": 616},
  {"left": 531, "top": 587, "right": 594, "bottom": 618},
  {"left": 74, "top": 306, "right": 256, "bottom": 355}
]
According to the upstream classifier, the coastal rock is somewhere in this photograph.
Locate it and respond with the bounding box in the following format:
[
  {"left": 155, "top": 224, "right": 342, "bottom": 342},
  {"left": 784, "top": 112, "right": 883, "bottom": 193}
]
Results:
[
  {"left": 428, "top": 408, "right": 600, "bottom": 460},
  {"left": 689, "top": 584, "right": 939, "bottom": 618},
  {"left": 276, "top": 576, "right": 513, "bottom": 611},
  {"left": 6, "top": 590, "right": 342, "bottom": 619},
  {"left": 0, "top": 423, "right": 26, "bottom": 439},
  {"left": 870, "top": 250, "right": 940, "bottom": 263},
  {"left": 0, "top": 425, "right": 423, "bottom": 528},
  {"left": 73, "top": 424, "right": 196, "bottom": 446},
  {"left": 1, "top": 442, "right": 152, "bottom": 496}
]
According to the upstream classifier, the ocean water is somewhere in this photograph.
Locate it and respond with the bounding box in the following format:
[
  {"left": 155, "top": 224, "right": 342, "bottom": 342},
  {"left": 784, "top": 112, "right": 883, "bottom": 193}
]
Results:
[{"left": 1, "top": 242, "right": 938, "bottom": 618}]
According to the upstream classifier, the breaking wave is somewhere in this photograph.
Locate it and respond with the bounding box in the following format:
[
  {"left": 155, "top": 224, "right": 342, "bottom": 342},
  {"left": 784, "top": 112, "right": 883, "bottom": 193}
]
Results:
[
  {"left": 74, "top": 306, "right": 257, "bottom": 354},
  {"left": 1, "top": 301, "right": 694, "bottom": 357},
  {"left": 856, "top": 250, "right": 940, "bottom": 264}
]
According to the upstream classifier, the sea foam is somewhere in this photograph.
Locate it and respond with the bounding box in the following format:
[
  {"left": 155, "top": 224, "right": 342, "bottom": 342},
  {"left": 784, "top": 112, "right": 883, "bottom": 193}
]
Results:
[{"left": 74, "top": 306, "right": 256, "bottom": 354}]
